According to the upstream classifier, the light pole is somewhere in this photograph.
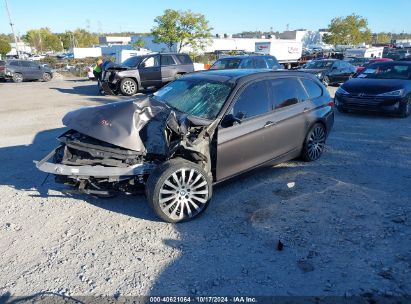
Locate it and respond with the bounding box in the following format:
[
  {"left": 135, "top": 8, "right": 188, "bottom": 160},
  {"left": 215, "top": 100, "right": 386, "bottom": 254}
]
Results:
[{"left": 4, "top": 0, "right": 20, "bottom": 58}]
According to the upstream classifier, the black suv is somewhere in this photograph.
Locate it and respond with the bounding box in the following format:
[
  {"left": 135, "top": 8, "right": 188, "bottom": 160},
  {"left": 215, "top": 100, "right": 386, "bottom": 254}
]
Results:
[
  {"left": 4, "top": 60, "right": 53, "bottom": 82},
  {"left": 101, "top": 53, "right": 194, "bottom": 96}
]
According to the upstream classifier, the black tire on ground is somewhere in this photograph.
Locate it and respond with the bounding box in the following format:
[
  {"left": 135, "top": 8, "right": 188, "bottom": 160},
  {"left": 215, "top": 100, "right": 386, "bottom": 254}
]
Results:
[
  {"left": 119, "top": 78, "right": 138, "bottom": 96},
  {"left": 301, "top": 123, "right": 327, "bottom": 162},
  {"left": 400, "top": 98, "right": 411, "bottom": 118},
  {"left": 145, "top": 158, "right": 212, "bottom": 223},
  {"left": 42, "top": 72, "right": 52, "bottom": 82},
  {"left": 12, "top": 73, "right": 23, "bottom": 83}
]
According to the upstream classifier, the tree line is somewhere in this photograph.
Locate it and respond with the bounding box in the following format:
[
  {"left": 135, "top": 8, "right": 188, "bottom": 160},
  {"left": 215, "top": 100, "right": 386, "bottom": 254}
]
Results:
[{"left": 1, "top": 11, "right": 411, "bottom": 58}]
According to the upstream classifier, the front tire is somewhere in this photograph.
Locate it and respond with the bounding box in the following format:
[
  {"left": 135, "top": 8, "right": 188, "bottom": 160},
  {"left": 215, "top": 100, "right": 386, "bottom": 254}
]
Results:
[
  {"left": 302, "top": 123, "right": 327, "bottom": 161},
  {"left": 119, "top": 78, "right": 138, "bottom": 96},
  {"left": 12, "top": 73, "right": 23, "bottom": 83},
  {"left": 42, "top": 72, "right": 52, "bottom": 82},
  {"left": 146, "top": 159, "right": 212, "bottom": 223}
]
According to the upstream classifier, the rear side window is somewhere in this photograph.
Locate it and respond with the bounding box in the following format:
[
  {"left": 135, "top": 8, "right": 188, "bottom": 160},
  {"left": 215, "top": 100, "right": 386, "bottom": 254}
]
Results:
[
  {"left": 268, "top": 78, "right": 309, "bottom": 109},
  {"left": 240, "top": 58, "right": 254, "bottom": 69},
  {"left": 20, "top": 61, "right": 31, "bottom": 68},
  {"left": 8, "top": 61, "right": 20, "bottom": 66},
  {"left": 254, "top": 57, "right": 267, "bottom": 69},
  {"left": 301, "top": 78, "right": 323, "bottom": 99},
  {"left": 232, "top": 80, "right": 270, "bottom": 119},
  {"left": 161, "top": 55, "right": 176, "bottom": 66},
  {"left": 176, "top": 54, "right": 192, "bottom": 64}
]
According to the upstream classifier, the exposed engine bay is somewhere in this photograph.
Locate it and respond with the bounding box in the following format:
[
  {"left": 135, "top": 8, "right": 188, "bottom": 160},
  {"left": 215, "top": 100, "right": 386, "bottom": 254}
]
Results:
[{"left": 35, "top": 97, "right": 217, "bottom": 196}]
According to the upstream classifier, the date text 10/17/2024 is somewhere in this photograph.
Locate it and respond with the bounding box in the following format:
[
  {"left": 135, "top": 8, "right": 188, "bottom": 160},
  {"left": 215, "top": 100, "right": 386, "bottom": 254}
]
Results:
[{"left": 149, "top": 296, "right": 258, "bottom": 303}]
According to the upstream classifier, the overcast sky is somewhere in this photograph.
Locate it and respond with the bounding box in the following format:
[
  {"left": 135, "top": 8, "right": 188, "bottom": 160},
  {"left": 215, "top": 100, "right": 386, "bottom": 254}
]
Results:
[{"left": 1, "top": 0, "right": 410, "bottom": 35}]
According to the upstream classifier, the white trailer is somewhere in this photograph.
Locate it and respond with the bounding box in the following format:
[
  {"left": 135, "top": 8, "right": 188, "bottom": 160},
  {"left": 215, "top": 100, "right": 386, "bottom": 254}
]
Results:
[
  {"left": 345, "top": 47, "right": 384, "bottom": 58},
  {"left": 72, "top": 47, "right": 102, "bottom": 59},
  {"left": 255, "top": 40, "right": 303, "bottom": 68},
  {"left": 115, "top": 49, "right": 152, "bottom": 63}
]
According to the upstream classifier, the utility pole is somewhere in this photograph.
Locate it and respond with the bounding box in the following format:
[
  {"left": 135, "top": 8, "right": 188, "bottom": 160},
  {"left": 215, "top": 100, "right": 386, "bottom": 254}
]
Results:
[{"left": 4, "top": 0, "right": 20, "bottom": 58}]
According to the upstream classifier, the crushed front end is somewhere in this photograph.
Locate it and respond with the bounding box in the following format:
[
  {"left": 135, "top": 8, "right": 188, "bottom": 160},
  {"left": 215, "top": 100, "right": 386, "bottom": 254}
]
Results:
[
  {"left": 35, "top": 130, "right": 156, "bottom": 196},
  {"left": 34, "top": 97, "right": 216, "bottom": 196}
]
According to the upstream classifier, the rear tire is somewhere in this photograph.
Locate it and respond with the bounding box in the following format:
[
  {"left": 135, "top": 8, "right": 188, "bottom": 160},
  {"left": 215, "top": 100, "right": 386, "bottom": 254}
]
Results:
[
  {"left": 42, "top": 72, "right": 52, "bottom": 82},
  {"left": 12, "top": 73, "right": 23, "bottom": 83},
  {"left": 302, "top": 123, "right": 327, "bottom": 162},
  {"left": 119, "top": 78, "right": 138, "bottom": 96},
  {"left": 145, "top": 159, "right": 212, "bottom": 223}
]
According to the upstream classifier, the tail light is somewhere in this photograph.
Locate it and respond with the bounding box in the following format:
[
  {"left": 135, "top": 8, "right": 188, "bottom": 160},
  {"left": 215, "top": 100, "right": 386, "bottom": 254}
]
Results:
[
  {"left": 0, "top": 66, "right": 5, "bottom": 72},
  {"left": 328, "top": 99, "right": 335, "bottom": 107}
]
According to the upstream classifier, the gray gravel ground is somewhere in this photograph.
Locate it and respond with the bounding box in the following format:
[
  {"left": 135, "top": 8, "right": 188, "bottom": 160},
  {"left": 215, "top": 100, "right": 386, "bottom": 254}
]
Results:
[{"left": 0, "top": 77, "right": 410, "bottom": 299}]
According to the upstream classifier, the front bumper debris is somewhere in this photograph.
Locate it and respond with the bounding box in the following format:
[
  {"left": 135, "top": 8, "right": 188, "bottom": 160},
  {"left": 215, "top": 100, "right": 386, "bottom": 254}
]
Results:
[{"left": 34, "top": 147, "right": 155, "bottom": 178}]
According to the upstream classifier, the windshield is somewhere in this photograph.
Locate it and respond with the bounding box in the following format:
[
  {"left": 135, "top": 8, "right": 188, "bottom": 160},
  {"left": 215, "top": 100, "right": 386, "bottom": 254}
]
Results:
[
  {"left": 152, "top": 79, "right": 233, "bottom": 119},
  {"left": 305, "top": 60, "right": 334, "bottom": 69},
  {"left": 122, "top": 56, "right": 143, "bottom": 67},
  {"left": 357, "top": 63, "right": 411, "bottom": 80},
  {"left": 210, "top": 58, "right": 242, "bottom": 70}
]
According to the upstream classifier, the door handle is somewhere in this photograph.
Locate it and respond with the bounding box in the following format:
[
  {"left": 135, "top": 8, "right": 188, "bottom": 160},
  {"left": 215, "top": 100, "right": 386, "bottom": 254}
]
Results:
[
  {"left": 303, "top": 107, "right": 310, "bottom": 113},
  {"left": 264, "top": 121, "right": 277, "bottom": 128}
]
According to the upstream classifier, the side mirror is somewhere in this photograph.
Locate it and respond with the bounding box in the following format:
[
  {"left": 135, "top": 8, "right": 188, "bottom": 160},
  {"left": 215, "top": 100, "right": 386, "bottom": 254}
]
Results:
[
  {"left": 331, "top": 66, "right": 337, "bottom": 70},
  {"left": 221, "top": 113, "right": 242, "bottom": 128}
]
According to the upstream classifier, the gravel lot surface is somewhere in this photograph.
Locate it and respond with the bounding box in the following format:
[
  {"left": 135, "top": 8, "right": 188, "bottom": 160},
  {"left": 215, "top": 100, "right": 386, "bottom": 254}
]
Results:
[{"left": 0, "top": 77, "right": 410, "bottom": 299}]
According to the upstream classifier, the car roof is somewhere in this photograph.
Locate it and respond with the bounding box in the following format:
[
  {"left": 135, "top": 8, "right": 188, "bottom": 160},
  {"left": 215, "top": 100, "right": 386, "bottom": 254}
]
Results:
[
  {"left": 368, "top": 61, "right": 411, "bottom": 66},
  {"left": 183, "top": 69, "right": 319, "bottom": 84},
  {"left": 216, "top": 55, "right": 273, "bottom": 60}
]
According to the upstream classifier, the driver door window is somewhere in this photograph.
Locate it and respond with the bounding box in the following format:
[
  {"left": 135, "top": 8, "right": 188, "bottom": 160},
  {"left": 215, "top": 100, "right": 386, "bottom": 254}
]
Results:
[{"left": 232, "top": 80, "right": 270, "bottom": 120}]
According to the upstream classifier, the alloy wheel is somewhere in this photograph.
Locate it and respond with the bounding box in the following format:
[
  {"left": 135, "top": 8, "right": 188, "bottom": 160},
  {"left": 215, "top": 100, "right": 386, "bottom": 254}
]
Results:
[
  {"left": 159, "top": 168, "right": 209, "bottom": 221},
  {"left": 122, "top": 80, "right": 136, "bottom": 95},
  {"left": 43, "top": 73, "right": 51, "bottom": 81},
  {"left": 13, "top": 74, "right": 23, "bottom": 83},
  {"left": 307, "top": 125, "right": 326, "bottom": 160}
]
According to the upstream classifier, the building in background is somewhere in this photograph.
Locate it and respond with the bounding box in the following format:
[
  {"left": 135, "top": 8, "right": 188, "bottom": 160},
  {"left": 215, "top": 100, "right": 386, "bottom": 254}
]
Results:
[
  {"left": 98, "top": 36, "right": 131, "bottom": 45},
  {"left": 7, "top": 42, "right": 33, "bottom": 57}
]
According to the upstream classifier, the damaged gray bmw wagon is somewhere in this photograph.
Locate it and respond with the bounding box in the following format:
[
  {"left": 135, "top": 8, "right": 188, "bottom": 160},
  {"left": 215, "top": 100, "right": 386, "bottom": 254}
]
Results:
[{"left": 35, "top": 70, "right": 334, "bottom": 222}]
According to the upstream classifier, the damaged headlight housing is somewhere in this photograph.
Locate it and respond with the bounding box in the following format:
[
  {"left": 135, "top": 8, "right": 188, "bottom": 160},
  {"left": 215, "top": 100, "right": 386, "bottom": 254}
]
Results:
[{"left": 377, "top": 89, "right": 404, "bottom": 97}]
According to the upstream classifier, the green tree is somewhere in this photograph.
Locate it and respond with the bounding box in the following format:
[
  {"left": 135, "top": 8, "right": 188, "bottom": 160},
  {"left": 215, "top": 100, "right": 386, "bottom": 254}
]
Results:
[
  {"left": 323, "top": 14, "right": 372, "bottom": 45},
  {"left": 375, "top": 32, "right": 391, "bottom": 44},
  {"left": 72, "top": 29, "right": 99, "bottom": 47},
  {"left": 24, "top": 28, "right": 62, "bottom": 52},
  {"left": 0, "top": 38, "right": 11, "bottom": 57},
  {"left": 133, "top": 37, "right": 145, "bottom": 49},
  {"left": 0, "top": 34, "right": 13, "bottom": 43},
  {"left": 151, "top": 9, "right": 212, "bottom": 53}
]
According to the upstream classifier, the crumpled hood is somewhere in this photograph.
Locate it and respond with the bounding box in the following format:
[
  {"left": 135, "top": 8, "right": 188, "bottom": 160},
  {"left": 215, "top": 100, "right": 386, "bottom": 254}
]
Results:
[{"left": 62, "top": 97, "right": 175, "bottom": 154}]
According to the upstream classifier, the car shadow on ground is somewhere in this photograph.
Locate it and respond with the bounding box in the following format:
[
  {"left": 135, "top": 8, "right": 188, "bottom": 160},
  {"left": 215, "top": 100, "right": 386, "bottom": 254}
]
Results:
[
  {"left": 50, "top": 84, "right": 103, "bottom": 97},
  {"left": 0, "top": 127, "right": 159, "bottom": 222}
]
